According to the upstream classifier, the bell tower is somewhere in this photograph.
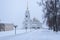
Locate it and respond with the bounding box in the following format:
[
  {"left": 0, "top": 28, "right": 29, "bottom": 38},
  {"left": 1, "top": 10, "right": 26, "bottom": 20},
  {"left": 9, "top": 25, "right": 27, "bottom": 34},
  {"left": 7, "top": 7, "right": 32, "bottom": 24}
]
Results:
[
  {"left": 24, "top": 0, "right": 30, "bottom": 29},
  {"left": 25, "top": 0, "right": 30, "bottom": 21}
]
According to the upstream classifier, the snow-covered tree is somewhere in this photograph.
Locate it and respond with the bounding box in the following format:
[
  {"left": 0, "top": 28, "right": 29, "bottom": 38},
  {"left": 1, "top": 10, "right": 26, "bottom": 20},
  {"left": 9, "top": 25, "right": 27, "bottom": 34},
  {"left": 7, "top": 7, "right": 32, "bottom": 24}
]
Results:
[{"left": 38, "top": 0, "right": 60, "bottom": 32}]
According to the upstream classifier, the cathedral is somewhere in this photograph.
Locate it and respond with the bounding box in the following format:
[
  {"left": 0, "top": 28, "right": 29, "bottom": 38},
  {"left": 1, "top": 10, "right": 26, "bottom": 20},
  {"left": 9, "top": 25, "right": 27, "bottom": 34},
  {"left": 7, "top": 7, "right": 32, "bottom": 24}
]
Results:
[{"left": 23, "top": 0, "right": 42, "bottom": 29}]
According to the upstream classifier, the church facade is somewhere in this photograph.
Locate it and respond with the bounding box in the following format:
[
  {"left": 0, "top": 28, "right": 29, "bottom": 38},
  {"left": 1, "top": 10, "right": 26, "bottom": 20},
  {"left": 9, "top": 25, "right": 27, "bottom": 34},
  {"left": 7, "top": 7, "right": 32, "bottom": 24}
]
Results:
[{"left": 23, "top": 1, "right": 42, "bottom": 29}]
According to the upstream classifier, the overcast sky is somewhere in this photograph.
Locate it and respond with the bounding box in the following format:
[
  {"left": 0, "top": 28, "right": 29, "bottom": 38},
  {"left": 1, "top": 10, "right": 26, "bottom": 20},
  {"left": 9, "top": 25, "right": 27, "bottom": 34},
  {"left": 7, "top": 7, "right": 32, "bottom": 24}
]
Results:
[{"left": 0, "top": 0, "right": 44, "bottom": 29}]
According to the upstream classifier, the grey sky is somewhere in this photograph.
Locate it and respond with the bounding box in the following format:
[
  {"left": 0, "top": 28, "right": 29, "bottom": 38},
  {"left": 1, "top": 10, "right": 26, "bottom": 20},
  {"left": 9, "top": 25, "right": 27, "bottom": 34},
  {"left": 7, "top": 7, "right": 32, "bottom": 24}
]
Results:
[{"left": 0, "top": 0, "right": 44, "bottom": 29}]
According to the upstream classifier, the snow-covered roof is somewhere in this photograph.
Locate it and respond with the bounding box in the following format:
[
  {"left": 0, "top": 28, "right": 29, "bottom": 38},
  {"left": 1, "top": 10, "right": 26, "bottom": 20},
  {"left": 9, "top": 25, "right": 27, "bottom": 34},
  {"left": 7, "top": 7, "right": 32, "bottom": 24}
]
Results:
[{"left": 32, "top": 18, "right": 42, "bottom": 24}]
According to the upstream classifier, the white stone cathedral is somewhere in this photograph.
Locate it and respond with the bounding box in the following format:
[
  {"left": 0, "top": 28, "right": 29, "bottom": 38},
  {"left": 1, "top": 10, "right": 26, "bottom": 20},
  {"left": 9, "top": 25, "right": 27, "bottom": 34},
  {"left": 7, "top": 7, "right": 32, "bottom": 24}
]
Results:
[{"left": 23, "top": 0, "right": 42, "bottom": 29}]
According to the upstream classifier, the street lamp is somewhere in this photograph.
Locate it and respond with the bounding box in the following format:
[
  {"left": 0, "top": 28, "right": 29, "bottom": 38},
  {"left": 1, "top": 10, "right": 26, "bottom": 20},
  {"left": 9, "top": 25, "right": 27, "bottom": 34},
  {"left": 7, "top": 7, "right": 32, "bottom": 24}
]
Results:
[{"left": 14, "top": 25, "right": 17, "bottom": 35}]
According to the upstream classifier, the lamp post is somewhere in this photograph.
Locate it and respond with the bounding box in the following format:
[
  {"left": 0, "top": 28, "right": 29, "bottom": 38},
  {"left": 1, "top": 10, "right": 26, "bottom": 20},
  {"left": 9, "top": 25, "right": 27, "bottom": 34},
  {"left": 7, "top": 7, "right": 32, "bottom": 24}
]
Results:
[{"left": 14, "top": 25, "right": 17, "bottom": 35}]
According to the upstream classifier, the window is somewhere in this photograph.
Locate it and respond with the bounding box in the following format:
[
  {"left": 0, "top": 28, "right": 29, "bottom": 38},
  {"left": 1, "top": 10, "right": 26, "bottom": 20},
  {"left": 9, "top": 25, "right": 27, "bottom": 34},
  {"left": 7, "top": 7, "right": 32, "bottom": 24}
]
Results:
[{"left": 26, "top": 15, "right": 28, "bottom": 17}]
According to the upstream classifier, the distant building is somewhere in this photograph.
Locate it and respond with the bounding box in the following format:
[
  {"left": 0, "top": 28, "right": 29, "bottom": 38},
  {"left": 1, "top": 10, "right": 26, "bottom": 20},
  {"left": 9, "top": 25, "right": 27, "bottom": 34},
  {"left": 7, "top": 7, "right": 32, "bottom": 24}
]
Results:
[
  {"left": 0, "top": 23, "right": 14, "bottom": 31},
  {"left": 30, "top": 18, "right": 42, "bottom": 29},
  {"left": 23, "top": 0, "right": 42, "bottom": 29}
]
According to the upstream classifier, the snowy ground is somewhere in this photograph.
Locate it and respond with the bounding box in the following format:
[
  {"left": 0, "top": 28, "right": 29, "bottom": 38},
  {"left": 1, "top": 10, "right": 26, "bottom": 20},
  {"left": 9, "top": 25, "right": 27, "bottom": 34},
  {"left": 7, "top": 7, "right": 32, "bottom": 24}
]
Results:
[{"left": 0, "top": 29, "right": 60, "bottom": 40}]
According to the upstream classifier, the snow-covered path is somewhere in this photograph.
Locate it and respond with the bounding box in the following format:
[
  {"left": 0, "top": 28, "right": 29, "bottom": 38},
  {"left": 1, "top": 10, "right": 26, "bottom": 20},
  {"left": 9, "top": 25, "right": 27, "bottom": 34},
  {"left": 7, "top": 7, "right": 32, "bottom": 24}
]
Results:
[{"left": 0, "top": 29, "right": 60, "bottom": 40}]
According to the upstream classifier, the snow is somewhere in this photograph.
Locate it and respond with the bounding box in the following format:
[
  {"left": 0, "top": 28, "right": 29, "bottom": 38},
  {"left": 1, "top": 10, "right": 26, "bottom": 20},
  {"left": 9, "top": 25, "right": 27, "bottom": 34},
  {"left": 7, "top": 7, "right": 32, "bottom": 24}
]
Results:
[
  {"left": 0, "top": 29, "right": 60, "bottom": 40},
  {"left": 0, "top": 30, "right": 25, "bottom": 37}
]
